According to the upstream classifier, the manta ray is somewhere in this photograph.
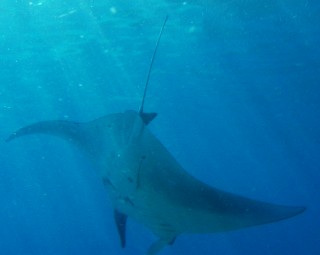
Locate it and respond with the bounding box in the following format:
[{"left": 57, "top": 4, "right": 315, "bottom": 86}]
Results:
[{"left": 7, "top": 18, "right": 305, "bottom": 255}]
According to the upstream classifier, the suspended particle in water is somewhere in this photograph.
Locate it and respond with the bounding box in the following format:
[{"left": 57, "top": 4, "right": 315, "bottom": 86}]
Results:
[{"left": 110, "top": 7, "right": 117, "bottom": 14}]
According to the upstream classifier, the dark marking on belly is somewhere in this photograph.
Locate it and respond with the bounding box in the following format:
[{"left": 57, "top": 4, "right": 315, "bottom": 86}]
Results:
[
  {"left": 123, "top": 196, "right": 135, "bottom": 207},
  {"left": 103, "top": 177, "right": 116, "bottom": 189},
  {"left": 136, "top": 155, "right": 146, "bottom": 189}
]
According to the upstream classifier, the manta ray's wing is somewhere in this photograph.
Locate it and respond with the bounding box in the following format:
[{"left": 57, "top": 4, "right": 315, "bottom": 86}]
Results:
[
  {"left": 6, "top": 114, "right": 122, "bottom": 160},
  {"left": 6, "top": 114, "right": 133, "bottom": 245},
  {"left": 5, "top": 112, "right": 173, "bottom": 251},
  {"left": 6, "top": 120, "right": 95, "bottom": 149},
  {"left": 6, "top": 111, "right": 168, "bottom": 251},
  {"left": 159, "top": 172, "right": 306, "bottom": 233}
]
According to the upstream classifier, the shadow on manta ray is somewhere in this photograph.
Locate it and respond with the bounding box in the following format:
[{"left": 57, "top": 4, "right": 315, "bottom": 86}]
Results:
[{"left": 7, "top": 17, "right": 305, "bottom": 255}]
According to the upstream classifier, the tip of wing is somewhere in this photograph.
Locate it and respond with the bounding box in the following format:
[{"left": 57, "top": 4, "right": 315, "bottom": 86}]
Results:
[
  {"left": 276, "top": 205, "right": 306, "bottom": 221},
  {"left": 6, "top": 132, "right": 17, "bottom": 142},
  {"left": 6, "top": 123, "right": 47, "bottom": 142}
]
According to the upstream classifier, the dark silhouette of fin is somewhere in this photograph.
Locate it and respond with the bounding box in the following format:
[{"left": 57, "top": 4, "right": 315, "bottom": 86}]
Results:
[
  {"left": 114, "top": 210, "right": 128, "bottom": 248},
  {"left": 140, "top": 112, "right": 157, "bottom": 125}
]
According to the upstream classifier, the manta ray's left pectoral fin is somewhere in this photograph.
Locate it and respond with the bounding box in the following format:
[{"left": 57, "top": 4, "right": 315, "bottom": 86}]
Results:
[
  {"left": 147, "top": 235, "right": 177, "bottom": 255},
  {"left": 6, "top": 120, "right": 86, "bottom": 144},
  {"left": 114, "top": 210, "right": 128, "bottom": 248},
  {"left": 6, "top": 119, "right": 103, "bottom": 157}
]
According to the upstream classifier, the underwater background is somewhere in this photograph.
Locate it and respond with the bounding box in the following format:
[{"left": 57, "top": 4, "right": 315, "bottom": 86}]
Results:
[{"left": 0, "top": 0, "right": 319, "bottom": 254}]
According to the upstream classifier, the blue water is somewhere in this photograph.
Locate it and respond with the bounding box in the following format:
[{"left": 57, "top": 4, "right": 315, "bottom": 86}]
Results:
[{"left": 1, "top": 0, "right": 319, "bottom": 254}]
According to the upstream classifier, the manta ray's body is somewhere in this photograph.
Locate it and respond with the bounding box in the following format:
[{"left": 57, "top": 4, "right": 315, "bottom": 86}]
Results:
[
  {"left": 7, "top": 19, "right": 305, "bottom": 255},
  {"left": 6, "top": 110, "right": 305, "bottom": 254}
]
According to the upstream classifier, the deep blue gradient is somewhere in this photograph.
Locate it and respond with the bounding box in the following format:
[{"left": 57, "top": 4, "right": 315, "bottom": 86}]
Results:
[{"left": 0, "top": 1, "right": 319, "bottom": 254}]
